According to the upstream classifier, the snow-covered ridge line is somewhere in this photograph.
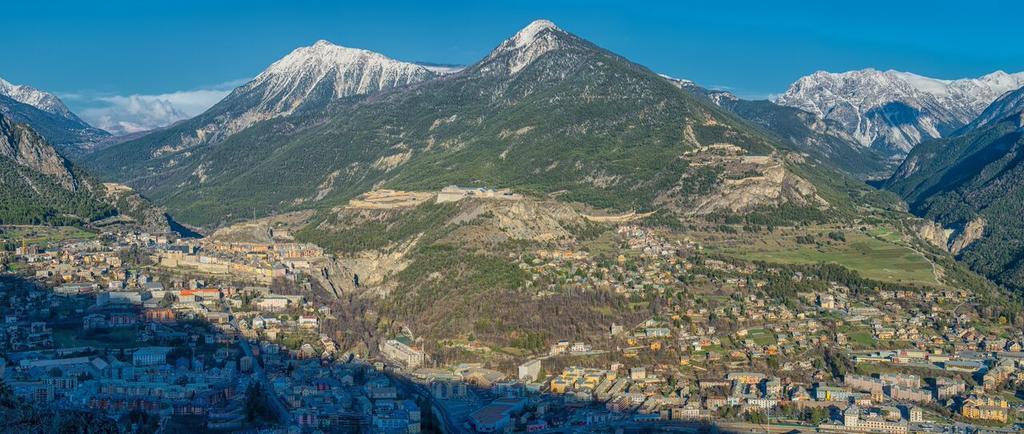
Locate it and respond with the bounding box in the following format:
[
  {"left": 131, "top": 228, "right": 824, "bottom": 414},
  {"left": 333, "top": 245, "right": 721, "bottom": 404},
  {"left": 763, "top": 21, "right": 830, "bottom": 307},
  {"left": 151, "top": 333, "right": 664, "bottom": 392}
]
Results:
[
  {"left": 144, "top": 39, "right": 438, "bottom": 159},
  {"left": 0, "top": 76, "right": 76, "bottom": 118},
  {"left": 243, "top": 39, "right": 436, "bottom": 109},
  {"left": 774, "top": 68, "right": 1024, "bottom": 153}
]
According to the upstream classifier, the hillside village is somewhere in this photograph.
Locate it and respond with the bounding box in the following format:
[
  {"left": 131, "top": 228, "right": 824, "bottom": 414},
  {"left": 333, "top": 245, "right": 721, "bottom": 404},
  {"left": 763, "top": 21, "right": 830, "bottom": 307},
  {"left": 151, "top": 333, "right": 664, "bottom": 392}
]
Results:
[
  {"left": 3, "top": 6, "right": 1024, "bottom": 434},
  {"left": 1, "top": 215, "right": 1022, "bottom": 433}
]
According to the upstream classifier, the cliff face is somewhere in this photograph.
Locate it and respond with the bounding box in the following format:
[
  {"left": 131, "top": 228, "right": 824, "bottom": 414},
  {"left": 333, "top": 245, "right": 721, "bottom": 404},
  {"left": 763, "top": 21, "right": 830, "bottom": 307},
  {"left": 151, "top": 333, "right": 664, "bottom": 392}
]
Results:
[
  {"left": 913, "top": 218, "right": 986, "bottom": 256},
  {"left": 0, "top": 113, "right": 116, "bottom": 225},
  {"left": 916, "top": 220, "right": 952, "bottom": 251},
  {"left": 0, "top": 113, "right": 176, "bottom": 231},
  {"left": 950, "top": 217, "right": 986, "bottom": 256},
  {"left": 0, "top": 113, "right": 78, "bottom": 190}
]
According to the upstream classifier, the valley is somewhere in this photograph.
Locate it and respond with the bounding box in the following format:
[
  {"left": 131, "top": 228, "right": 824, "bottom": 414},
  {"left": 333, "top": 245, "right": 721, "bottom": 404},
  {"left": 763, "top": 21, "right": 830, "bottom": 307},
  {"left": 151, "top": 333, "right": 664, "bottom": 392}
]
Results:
[{"left": 2, "top": 11, "right": 1024, "bottom": 434}]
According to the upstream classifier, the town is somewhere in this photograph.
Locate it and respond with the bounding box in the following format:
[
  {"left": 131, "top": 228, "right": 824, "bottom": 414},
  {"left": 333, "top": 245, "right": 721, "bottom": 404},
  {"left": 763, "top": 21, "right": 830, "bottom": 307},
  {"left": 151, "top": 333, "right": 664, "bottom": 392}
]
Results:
[{"left": 0, "top": 222, "right": 1022, "bottom": 433}]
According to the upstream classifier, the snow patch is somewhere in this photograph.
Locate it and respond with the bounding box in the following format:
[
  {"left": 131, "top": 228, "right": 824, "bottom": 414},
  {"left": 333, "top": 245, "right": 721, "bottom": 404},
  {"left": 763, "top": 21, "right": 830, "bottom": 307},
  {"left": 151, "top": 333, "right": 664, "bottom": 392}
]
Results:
[
  {"left": 0, "top": 76, "right": 75, "bottom": 118},
  {"left": 512, "top": 19, "right": 559, "bottom": 49},
  {"left": 775, "top": 68, "right": 1024, "bottom": 152}
]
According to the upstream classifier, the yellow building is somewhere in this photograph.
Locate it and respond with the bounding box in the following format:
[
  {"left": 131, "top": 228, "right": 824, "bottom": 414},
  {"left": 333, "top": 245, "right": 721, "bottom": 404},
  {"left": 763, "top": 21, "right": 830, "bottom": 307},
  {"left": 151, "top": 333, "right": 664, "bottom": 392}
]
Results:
[
  {"left": 960, "top": 396, "right": 1009, "bottom": 423},
  {"left": 549, "top": 379, "right": 569, "bottom": 394}
]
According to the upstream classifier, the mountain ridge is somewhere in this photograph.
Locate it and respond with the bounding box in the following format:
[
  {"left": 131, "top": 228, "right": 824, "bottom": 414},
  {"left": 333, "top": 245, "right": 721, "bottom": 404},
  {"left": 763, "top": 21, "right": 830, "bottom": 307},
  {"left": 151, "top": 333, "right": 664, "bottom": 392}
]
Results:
[
  {"left": 0, "top": 112, "right": 174, "bottom": 231},
  {"left": 84, "top": 40, "right": 437, "bottom": 171},
  {"left": 886, "top": 103, "right": 1024, "bottom": 290},
  {"left": 0, "top": 76, "right": 110, "bottom": 149},
  {"left": 775, "top": 68, "right": 1024, "bottom": 154},
  {"left": 85, "top": 19, "right": 856, "bottom": 227},
  {"left": 0, "top": 112, "right": 113, "bottom": 225},
  {"left": 959, "top": 85, "right": 1024, "bottom": 133},
  {"left": 678, "top": 83, "right": 892, "bottom": 179},
  {"left": 0, "top": 76, "right": 78, "bottom": 118}
]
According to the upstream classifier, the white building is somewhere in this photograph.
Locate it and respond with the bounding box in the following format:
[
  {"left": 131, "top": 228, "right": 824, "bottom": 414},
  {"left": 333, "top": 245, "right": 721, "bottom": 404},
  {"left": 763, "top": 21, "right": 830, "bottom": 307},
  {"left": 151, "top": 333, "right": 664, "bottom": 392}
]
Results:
[
  {"left": 518, "top": 359, "right": 542, "bottom": 382},
  {"left": 381, "top": 340, "right": 425, "bottom": 368},
  {"left": 132, "top": 347, "right": 172, "bottom": 366},
  {"left": 256, "top": 296, "right": 291, "bottom": 311}
]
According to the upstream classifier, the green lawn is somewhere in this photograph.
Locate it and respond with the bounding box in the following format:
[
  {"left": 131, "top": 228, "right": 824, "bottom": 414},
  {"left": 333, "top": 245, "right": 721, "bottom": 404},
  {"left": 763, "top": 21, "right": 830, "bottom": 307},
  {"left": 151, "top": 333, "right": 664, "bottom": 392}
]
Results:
[
  {"left": 746, "top": 328, "right": 776, "bottom": 346},
  {"left": 847, "top": 330, "right": 875, "bottom": 347},
  {"left": 714, "top": 229, "right": 938, "bottom": 286},
  {"left": 867, "top": 226, "right": 904, "bottom": 244}
]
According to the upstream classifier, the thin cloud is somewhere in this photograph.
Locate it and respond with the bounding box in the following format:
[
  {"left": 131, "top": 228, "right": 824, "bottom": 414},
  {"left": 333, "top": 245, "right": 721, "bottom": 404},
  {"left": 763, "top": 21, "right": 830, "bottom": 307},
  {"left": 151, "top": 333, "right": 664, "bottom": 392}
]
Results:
[{"left": 62, "top": 78, "right": 249, "bottom": 135}]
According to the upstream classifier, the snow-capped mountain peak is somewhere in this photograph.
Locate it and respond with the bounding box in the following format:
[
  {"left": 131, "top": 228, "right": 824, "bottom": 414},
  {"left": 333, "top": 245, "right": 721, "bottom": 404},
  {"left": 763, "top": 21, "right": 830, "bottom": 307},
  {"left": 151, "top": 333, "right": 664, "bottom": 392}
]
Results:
[
  {"left": 0, "top": 76, "right": 75, "bottom": 118},
  {"left": 137, "top": 40, "right": 437, "bottom": 158},
  {"left": 775, "top": 68, "right": 1024, "bottom": 153},
  {"left": 0, "top": 76, "right": 109, "bottom": 147},
  {"left": 962, "top": 84, "right": 1024, "bottom": 132},
  {"left": 482, "top": 19, "right": 570, "bottom": 75},
  {"left": 510, "top": 19, "right": 560, "bottom": 50},
  {"left": 247, "top": 39, "right": 435, "bottom": 108}
]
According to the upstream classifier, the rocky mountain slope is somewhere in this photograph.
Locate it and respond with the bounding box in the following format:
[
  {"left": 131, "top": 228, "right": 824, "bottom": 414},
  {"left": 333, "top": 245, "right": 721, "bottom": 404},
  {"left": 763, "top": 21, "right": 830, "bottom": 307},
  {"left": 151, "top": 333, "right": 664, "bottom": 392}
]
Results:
[
  {"left": 775, "top": 69, "right": 1024, "bottom": 154},
  {"left": 0, "top": 76, "right": 110, "bottom": 150},
  {"left": 0, "top": 113, "right": 112, "bottom": 224},
  {"left": 0, "top": 113, "right": 170, "bottom": 230},
  {"left": 0, "top": 77, "right": 77, "bottom": 118},
  {"left": 86, "top": 20, "right": 864, "bottom": 227},
  {"left": 886, "top": 108, "right": 1024, "bottom": 290},
  {"left": 679, "top": 83, "right": 891, "bottom": 179},
  {"left": 85, "top": 40, "right": 436, "bottom": 170},
  {"left": 960, "top": 85, "right": 1024, "bottom": 132}
]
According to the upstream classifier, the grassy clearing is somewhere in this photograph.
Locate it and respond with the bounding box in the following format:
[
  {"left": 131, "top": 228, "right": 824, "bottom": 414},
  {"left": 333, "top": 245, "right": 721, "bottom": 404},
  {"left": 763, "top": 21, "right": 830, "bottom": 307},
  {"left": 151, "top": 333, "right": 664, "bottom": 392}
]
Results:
[
  {"left": 845, "top": 329, "right": 876, "bottom": 347},
  {"left": 0, "top": 225, "right": 97, "bottom": 245},
  {"left": 583, "top": 231, "right": 623, "bottom": 256},
  {"left": 712, "top": 227, "right": 938, "bottom": 286},
  {"left": 746, "top": 328, "right": 776, "bottom": 345}
]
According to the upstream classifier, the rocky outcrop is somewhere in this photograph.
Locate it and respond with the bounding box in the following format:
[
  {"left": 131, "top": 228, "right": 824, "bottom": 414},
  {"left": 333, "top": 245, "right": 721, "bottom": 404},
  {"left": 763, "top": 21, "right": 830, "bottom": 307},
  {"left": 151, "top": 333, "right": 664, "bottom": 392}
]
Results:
[
  {"left": 447, "top": 199, "right": 587, "bottom": 245},
  {"left": 0, "top": 113, "right": 77, "bottom": 190},
  {"left": 950, "top": 217, "right": 986, "bottom": 256},
  {"left": 661, "top": 145, "right": 828, "bottom": 214},
  {"left": 338, "top": 237, "right": 420, "bottom": 290},
  {"left": 100, "top": 183, "right": 172, "bottom": 234},
  {"left": 692, "top": 163, "right": 824, "bottom": 214},
  {"left": 915, "top": 220, "right": 953, "bottom": 250},
  {"left": 913, "top": 218, "right": 987, "bottom": 256}
]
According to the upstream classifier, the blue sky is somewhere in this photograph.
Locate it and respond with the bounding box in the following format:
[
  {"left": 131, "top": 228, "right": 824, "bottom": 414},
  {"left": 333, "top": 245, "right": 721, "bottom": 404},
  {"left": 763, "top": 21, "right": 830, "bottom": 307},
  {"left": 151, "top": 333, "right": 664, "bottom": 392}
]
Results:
[{"left": 5, "top": 0, "right": 1023, "bottom": 132}]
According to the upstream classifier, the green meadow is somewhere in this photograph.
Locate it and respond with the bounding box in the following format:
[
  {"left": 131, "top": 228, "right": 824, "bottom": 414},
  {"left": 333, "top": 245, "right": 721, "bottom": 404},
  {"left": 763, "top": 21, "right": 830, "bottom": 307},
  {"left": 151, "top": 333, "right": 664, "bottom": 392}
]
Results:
[{"left": 714, "top": 227, "right": 938, "bottom": 286}]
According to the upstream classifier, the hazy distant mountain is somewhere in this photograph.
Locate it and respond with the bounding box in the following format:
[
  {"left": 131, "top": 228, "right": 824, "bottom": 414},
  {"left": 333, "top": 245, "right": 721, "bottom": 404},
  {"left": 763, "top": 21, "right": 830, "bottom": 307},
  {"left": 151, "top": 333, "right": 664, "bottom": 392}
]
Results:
[
  {"left": 775, "top": 69, "right": 1024, "bottom": 154},
  {"left": 0, "top": 76, "right": 110, "bottom": 149},
  {"left": 87, "top": 40, "right": 437, "bottom": 167},
  {"left": 413, "top": 62, "right": 465, "bottom": 74}
]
